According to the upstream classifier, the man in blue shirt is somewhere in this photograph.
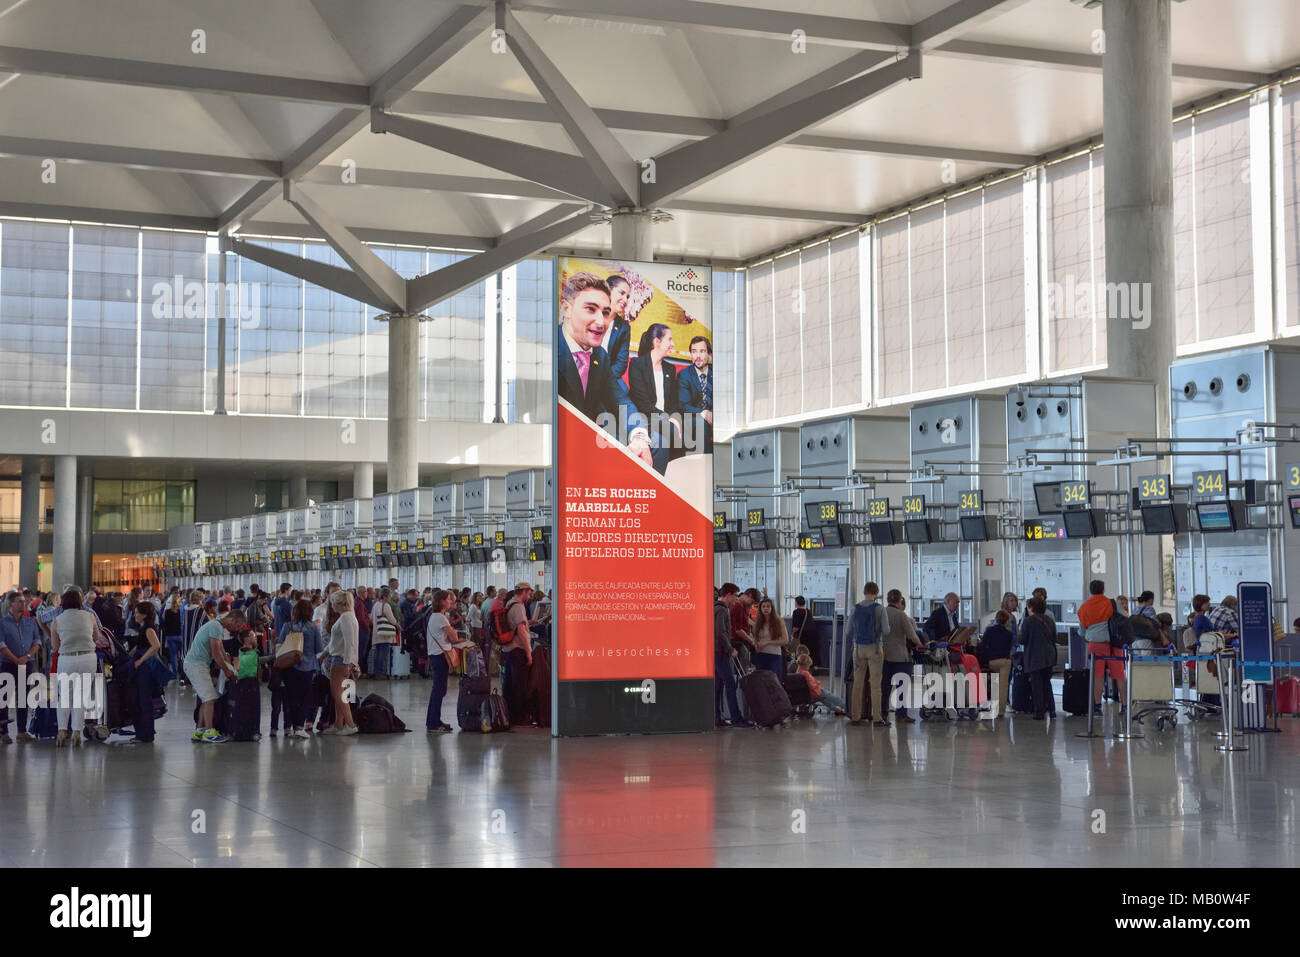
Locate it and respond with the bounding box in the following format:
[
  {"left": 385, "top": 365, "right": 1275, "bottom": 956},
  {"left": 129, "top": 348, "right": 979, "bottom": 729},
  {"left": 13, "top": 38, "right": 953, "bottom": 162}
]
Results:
[
  {"left": 0, "top": 591, "right": 42, "bottom": 743},
  {"left": 272, "top": 583, "right": 293, "bottom": 635}
]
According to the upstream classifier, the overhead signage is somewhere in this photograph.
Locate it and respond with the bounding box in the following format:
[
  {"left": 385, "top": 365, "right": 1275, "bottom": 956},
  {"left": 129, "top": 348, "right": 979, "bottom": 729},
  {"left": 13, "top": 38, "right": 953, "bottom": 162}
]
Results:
[
  {"left": 902, "top": 495, "right": 925, "bottom": 516},
  {"left": 958, "top": 490, "right": 982, "bottom": 513},
  {"left": 1137, "top": 474, "right": 1171, "bottom": 502},
  {"left": 1191, "top": 469, "right": 1227, "bottom": 499}
]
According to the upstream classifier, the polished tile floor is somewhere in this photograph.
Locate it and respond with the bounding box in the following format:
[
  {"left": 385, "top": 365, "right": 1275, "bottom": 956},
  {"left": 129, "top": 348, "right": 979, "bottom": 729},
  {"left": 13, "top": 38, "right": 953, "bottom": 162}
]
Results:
[{"left": 1, "top": 676, "right": 1296, "bottom": 867}]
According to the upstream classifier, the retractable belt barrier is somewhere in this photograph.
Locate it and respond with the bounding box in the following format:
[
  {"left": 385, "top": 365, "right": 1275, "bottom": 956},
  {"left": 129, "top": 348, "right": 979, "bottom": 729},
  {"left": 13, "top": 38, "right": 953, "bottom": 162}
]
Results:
[{"left": 1074, "top": 648, "right": 1261, "bottom": 749}]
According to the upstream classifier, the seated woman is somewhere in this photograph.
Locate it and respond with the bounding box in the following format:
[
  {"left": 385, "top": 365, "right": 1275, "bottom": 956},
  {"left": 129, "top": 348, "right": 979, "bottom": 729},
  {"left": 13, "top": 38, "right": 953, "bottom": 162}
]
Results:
[
  {"left": 946, "top": 629, "right": 985, "bottom": 718},
  {"left": 626, "top": 323, "right": 683, "bottom": 474}
]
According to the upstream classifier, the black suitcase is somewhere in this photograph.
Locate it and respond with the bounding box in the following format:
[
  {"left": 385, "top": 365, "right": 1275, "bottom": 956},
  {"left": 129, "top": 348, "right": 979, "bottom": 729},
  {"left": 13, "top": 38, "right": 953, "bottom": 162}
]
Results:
[
  {"left": 1011, "top": 668, "right": 1032, "bottom": 714},
  {"left": 781, "top": 674, "right": 812, "bottom": 709},
  {"left": 1062, "top": 669, "right": 1090, "bottom": 715},
  {"left": 739, "top": 668, "right": 792, "bottom": 727},
  {"left": 105, "top": 678, "right": 133, "bottom": 729},
  {"left": 224, "top": 677, "right": 262, "bottom": 741}
]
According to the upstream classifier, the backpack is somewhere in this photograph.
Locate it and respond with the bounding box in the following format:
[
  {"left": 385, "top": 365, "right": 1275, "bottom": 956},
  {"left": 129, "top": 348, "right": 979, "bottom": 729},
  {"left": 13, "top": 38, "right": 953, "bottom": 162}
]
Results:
[
  {"left": 483, "top": 604, "right": 499, "bottom": 644},
  {"left": 492, "top": 601, "right": 514, "bottom": 644},
  {"left": 1108, "top": 601, "right": 1134, "bottom": 648},
  {"left": 355, "top": 693, "right": 407, "bottom": 733}
]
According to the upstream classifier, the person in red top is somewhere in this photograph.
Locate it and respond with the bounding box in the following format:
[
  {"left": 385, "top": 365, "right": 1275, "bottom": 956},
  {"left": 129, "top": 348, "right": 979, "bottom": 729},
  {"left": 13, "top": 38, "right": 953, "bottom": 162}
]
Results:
[
  {"left": 1077, "top": 579, "right": 1123, "bottom": 713},
  {"left": 729, "top": 590, "right": 755, "bottom": 657}
]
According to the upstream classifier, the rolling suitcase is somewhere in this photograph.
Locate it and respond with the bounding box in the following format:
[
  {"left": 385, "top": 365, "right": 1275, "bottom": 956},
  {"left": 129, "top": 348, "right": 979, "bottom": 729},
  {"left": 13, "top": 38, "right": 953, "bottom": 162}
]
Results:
[
  {"left": 388, "top": 647, "right": 411, "bottom": 678},
  {"left": 1011, "top": 667, "right": 1032, "bottom": 714},
  {"left": 1277, "top": 675, "right": 1300, "bottom": 715},
  {"left": 1062, "top": 669, "right": 1090, "bottom": 715},
  {"left": 738, "top": 668, "right": 792, "bottom": 727},
  {"left": 224, "top": 677, "right": 262, "bottom": 741},
  {"left": 781, "top": 673, "right": 812, "bottom": 709},
  {"left": 456, "top": 676, "right": 492, "bottom": 732}
]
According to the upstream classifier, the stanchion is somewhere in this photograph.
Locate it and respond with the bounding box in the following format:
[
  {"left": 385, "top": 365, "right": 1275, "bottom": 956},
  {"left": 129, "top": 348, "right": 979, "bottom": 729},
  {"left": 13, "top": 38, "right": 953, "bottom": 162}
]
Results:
[
  {"left": 1074, "top": 651, "right": 1104, "bottom": 739},
  {"left": 1114, "top": 647, "right": 1143, "bottom": 740},
  {"left": 1215, "top": 652, "right": 1248, "bottom": 753}
]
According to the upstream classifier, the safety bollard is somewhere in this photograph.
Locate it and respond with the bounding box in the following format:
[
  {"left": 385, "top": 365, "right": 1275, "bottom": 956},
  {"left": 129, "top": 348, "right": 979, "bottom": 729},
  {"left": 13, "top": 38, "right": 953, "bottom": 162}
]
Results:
[
  {"left": 1215, "top": 653, "right": 1248, "bottom": 753},
  {"left": 1114, "top": 647, "right": 1143, "bottom": 741},
  {"left": 1075, "top": 651, "right": 1104, "bottom": 739}
]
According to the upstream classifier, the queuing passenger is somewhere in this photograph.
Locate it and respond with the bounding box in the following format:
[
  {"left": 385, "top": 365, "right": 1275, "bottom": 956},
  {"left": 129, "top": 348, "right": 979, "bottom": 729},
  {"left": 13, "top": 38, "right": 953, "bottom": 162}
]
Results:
[
  {"left": 790, "top": 596, "right": 811, "bottom": 670},
  {"left": 1135, "top": 591, "right": 1158, "bottom": 621},
  {"left": 1190, "top": 595, "right": 1214, "bottom": 639},
  {"left": 320, "top": 589, "right": 358, "bottom": 736},
  {"left": 1207, "top": 596, "right": 1239, "bottom": 638},
  {"left": 925, "top": 592, "right": 961, "bottom": 642},
  {"left": 980, "top": 610, "right": 1016, "bottom": 717},
  {"left": 279, "top": 598, "right": 322, "bottom": 739},
  {"left": 848, "top": 583, "right": 888, "bottom": 726},
  {"left": 185, "top": 609, "right": 245, "bottom": 744},
  {"left": 424, "top": 589, "right": 459, "bottom": 733},
  {"left": 353, "top": 587, "right": 372, "bottom": 677},
  {"left": 795, "top": 652, "right": 846, "bottom": 714},
  {"left": 1078, "top": 580, "right": 1122, "bottom": 714},
  {"left": 371, "top": 587, "right": 399, "bottom": 677},
  {"left": 399, "top": 589, "right": 419, "bottom": 627},
  {"left": 501, "top": 584, "right": 535, "bottom": 725},
  {"left": 1020, "top": 597, "right": 1057, "bottom": 720},
  {"left": 730, "top": 589, "right": 755, "bottom": 662},
  {"left": 882, "top": 589, "right": 925, "bottom": 725},
  {"left": 124, "top": 602, "right": 163, "bottom": 744},
  {"left": 273, "top": 583, "right": 293, "bottom": 634},
  {"left": 752, "top": 598, "right": 788, "bottom": 678},
  {"left": 1115, "top": 594, "right": 1130, "bottom": 616},
  {"left": 162, "top": 593, "right": 184, "bottom": 674},
  {"left": 0, "top": 591, "right": 41, "bottom": 744},
  {"left": 49, "top": 588, "right": 97, "bottom": 748},
  {"left": 714, "top": 584, "right": 747, "bottom": 727},
  {"left": 1030, "top": 587, "right": 1056, "bottom": 639}
]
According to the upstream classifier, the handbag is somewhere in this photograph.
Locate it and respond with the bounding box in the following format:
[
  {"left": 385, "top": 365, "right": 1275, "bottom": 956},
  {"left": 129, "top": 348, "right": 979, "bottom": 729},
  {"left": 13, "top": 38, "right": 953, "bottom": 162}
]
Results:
[
  {"left": 275, "top": 631, "right": 304, "bottom": 669},
  {"left": 443, "top": 644, "right": 462, "bottom": 671}
]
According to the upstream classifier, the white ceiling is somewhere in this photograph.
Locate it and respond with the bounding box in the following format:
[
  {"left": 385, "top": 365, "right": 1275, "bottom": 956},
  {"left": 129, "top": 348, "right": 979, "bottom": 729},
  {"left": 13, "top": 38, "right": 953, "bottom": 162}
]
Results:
[{"left": 0, "top": 0, "right": 1295, "bottom": 268}]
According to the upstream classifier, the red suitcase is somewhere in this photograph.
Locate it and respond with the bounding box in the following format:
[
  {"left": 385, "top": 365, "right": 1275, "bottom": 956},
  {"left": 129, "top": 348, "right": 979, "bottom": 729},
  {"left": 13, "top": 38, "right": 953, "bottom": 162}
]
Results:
[{"left": 1277, "top": 675, "right": 1299, "bottom": 715}]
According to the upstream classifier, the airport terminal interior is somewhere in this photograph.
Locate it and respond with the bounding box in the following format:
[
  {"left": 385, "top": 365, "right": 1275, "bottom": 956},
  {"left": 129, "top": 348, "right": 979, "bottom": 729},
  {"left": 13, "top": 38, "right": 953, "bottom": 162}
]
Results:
[{"left": 2, "top": 0, "right": 1300, "bottom": 871}]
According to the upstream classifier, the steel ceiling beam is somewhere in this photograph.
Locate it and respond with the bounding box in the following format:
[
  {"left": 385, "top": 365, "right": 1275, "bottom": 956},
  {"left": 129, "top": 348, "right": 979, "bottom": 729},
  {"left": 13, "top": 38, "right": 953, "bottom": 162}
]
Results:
[
  {"left": 216, "top": 5, "right": 489, "bottom": 234},
  {"left": 371, "top": 109, "right": 606, "bottom": 205},
  {"left": 242, "top": 221, "right": 492, "bottom": 251},
  {"left": 505, "top": 0, "right": 911, "bottom": 50},
  {"left": 0, "top": 135, "right": 281, "bottom": 179},
  {"left": 793, "top": 135, "right": 1034, "bottom": 167},
  {"left": 226, "top": 237, "right": 394, "bottom": 311},
  {"left": 282, "top": 181, "right": 407, "bottom": 313},
  {"left": 642, "top": 52, "right": 922, "bottom": 206},
  {"left": 502, "top": 8, "right": 638, "bottom": 206},
  {"left": 912, "top": 0, "right": 1033, "bottom": 50},
  {"left": 407, "top": 209, "right": 591, "bottom": 313},
  {"left": 369, "top": 5, "right": 489, "bottom": 107},
  {"left": 933, "top": 39, "right": 1272, "bottom": 88},
  {"left": 0, "top": 44, "right": 369, "bottom": 104},
  {"left": 0, "top": 200, "right": 215, "bottom": 232},
  {"left": 726, "top": 49, "right": 894, "bottom": 128}
]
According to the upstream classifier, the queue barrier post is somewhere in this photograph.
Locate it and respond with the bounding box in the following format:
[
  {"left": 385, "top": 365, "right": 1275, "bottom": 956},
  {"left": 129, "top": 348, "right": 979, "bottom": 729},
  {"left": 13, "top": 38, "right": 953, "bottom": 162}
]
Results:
[
  {"left": 1114, "top": 647, "right": 1143, "bottom": 741},
  {"left": 1074, "top": 651, "right": 1105, "bottom": 739},
  {"left": 1215, "top": 652, "right": 1248, "bottom": 753}
]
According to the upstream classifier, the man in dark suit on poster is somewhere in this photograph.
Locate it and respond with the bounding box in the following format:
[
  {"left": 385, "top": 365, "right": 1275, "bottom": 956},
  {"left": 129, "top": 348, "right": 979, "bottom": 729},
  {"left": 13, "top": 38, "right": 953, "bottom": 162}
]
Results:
[
  {"left": 557, "top": 272, "right": 653, "bottom": 468},
  {"left": 678, "top": 335, "right": 714, "bottom": 454}
]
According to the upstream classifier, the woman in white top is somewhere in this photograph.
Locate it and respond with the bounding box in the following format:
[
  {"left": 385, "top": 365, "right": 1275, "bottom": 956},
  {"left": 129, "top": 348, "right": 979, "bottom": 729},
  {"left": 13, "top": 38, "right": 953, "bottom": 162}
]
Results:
[
  {"left": 424, "top": 590, "right": 460, "bottom": 733},
  {"left": 49, "top": 587, "right": 99, "bottom": 748},
  {"left": 322, "top": 589, "right": 359, "bottom": 735}
]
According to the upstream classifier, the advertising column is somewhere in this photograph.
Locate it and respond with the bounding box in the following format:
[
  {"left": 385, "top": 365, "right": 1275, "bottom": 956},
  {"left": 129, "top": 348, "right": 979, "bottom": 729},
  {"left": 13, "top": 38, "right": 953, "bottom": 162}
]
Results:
[{"left": 552, "top": 258, "right": 716, "bottom": 734}]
